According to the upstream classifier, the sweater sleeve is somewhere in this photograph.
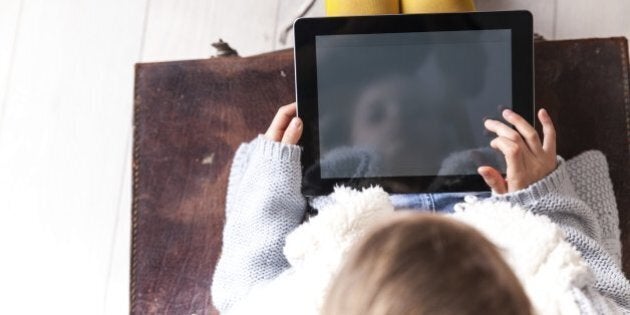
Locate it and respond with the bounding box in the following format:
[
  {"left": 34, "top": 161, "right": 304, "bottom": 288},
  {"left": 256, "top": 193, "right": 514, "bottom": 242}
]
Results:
[
  {"left": 211, "top": 135, "right": 307, "bottom": 313},
  {"left": 487, "top": 154, "right": 630, "bottom": 311}
]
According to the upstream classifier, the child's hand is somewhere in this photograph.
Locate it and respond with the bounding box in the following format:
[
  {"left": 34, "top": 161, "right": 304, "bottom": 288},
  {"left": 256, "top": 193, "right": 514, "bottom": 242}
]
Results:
[
  {"left": 478, "top": 108, "right": 557, "bottom": 194},
  {"left": 264, "top": 103, "right": 303, "bottom": 145}
]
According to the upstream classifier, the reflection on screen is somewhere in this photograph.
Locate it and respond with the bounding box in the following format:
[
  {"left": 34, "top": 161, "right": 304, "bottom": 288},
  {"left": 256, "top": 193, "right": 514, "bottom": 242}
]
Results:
[{"left": 315, "top": 30, "right": 511, "bottom": 179}]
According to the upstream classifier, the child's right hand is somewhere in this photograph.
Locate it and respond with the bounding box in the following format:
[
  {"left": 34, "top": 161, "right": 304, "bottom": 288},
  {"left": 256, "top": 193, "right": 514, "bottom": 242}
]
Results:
[
  {"left": 478, "top": 108, "right": 557, "bottom": 194},
  {"left": 264, "top": 103, "right": 303, "bottom": 145}
]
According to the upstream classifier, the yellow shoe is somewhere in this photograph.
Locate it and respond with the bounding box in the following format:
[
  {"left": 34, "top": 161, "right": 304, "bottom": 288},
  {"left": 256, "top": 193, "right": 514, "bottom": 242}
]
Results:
[
  {"left": 326, "top": 0, "right": 399, "bottom": 16},
  {"left": 401, "top": 0, "right": 476, "bottom": 13}
]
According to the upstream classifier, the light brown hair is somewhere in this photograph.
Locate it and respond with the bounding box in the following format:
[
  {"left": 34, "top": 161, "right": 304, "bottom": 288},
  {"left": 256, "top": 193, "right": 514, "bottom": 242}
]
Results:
[{"left": 322, "top": 212, "right": 532, "bottom": 315}]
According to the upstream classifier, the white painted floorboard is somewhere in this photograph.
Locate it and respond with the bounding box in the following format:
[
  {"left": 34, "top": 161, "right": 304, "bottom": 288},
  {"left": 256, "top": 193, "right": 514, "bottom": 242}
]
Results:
[
  {"left": 476, "top": 0, "right": 557, "bottom": 39},
  {"left": 556, "top": 0, "right": 630, "bottom": 40},
  {"left": 0, "top": 0, "right": 147, "bottom": 314},
  {"left": 208, "top": 0, "right": 281, "bottom": 57},
  {"left": 0, "top": 1, "right": 627, "bottom": 314},
  {"left": 0, "top": 0, "right": 23, "bottom": 123},
  {"left": 142, "top": 0, "right": 218, "bottom": 62}
]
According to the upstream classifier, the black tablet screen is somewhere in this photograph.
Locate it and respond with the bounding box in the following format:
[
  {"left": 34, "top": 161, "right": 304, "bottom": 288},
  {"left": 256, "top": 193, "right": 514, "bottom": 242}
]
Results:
[{"left": 315, "top": 29, "right": 511, "bottom": 178}]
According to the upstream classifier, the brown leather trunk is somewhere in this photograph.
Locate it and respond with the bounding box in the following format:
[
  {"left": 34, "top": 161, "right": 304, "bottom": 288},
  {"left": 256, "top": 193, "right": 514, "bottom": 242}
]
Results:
[{"left": 131, "top": 38, "right": 630, "bottom": 315}]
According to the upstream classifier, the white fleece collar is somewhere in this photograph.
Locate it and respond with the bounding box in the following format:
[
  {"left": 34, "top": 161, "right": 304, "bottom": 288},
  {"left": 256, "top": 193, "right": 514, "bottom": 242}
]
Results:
[
  {"left": 232, "top": 186, "right": 593, "bottom": 315},
  {"left": 451, "top": 196, "right": 593, "bottom": 315},
  {"left": 287, "top": 186, "right": 593, "bottom": 315}
]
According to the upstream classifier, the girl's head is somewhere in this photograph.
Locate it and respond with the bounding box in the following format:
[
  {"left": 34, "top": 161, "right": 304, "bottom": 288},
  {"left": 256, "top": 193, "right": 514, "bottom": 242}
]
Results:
[{"left": 322, "top": 212, "right": 532, "bottom": 315}]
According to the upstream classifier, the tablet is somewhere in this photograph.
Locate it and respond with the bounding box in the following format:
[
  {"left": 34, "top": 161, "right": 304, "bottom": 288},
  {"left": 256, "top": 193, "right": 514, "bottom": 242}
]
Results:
[{"left": 294, "top": 10, "right": 533, "bottom": 196}]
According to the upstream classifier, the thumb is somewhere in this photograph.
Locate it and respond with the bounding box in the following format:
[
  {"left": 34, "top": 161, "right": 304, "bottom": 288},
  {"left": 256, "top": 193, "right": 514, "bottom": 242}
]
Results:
[
  {"left": 281, "top": 117, "right": 303, "bottom": 145},
  {"left": 478, "top": 166, "right": 507, "bottom": 194}
]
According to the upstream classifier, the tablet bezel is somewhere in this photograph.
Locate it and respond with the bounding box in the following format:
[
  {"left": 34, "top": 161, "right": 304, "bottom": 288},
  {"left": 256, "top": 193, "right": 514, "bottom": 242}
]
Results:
[{"left": 294, "top": 10, "right": 533, "bottom": 196}]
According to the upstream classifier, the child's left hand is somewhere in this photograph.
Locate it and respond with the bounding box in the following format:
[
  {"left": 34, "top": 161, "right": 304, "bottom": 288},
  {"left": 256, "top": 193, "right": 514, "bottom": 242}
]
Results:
[
  {"left": 264, "top": 102, "right": 303, "bottom": 145},
  {"left": 478, "top": 108, "right": 557, "bottom": 194}
]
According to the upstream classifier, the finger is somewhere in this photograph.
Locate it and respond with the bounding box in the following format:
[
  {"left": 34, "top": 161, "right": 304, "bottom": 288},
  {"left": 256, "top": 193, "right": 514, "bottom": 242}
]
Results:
[
  {"left": 538, "top": 108, "right": 556, "bottom": 155},
  {"left": 281, "top": 117, "right": 303, "bottom": 145},
  {"left": 484, "top": 119, "right": 526, "bottom": 148},
  {"left": 502, "top": 109, "right": 542, "bottom": 154},
  {"left": 478, "top": 166, "right": 507, "bottom": 194},
  {"left": 265, "top": 103, "right": 297, "bottom": 141},
  {"left": 490, "top": 137, "right": 525, "bottom": 175}
]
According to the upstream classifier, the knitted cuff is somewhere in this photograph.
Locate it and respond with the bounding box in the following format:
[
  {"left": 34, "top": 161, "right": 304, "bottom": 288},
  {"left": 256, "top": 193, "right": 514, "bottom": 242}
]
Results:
[
  {"left": 253, "top": 134, "right": 302, "bottom": 162},
  {"left": 489, "top": 156, "right": 570, "bottom": 207}
]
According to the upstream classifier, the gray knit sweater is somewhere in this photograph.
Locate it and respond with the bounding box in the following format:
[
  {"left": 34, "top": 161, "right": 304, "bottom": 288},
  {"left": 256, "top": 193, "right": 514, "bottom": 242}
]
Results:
[{"left": 211, "top": 135, "right": 630, "bottom": 314}]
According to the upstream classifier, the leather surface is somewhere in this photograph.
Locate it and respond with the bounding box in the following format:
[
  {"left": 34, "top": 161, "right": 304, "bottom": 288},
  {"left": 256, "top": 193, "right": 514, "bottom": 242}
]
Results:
[
  {"left": 131, "top": 38, "right": 630, "bottom": 314},
  {"left": 534, "top": 38, "right": 630, "bottom": 278},
  {"left": 132, "top": 51, "right": 294, "bottom": 314}
]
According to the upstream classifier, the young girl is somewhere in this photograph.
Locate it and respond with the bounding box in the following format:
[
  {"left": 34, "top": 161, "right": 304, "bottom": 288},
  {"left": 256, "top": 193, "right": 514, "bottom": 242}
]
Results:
[{"left": 211, "top": 103, "right": 630, "bottom": 314}]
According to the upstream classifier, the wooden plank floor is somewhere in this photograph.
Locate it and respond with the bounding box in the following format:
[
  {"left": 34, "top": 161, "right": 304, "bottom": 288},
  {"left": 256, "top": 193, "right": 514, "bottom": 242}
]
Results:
[
  {"left": 0, "top": 0, "right": 148, "bottom": 313},
  {"left": 0, "top": 0, "right": 22, "bottom": 124},
  {"left": 0, "top": 0, "right": 627, "bottom": 314}
]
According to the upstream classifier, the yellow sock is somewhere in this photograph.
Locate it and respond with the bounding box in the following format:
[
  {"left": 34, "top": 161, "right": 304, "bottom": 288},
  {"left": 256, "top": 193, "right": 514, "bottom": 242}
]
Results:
[
  {"left": 326, "top": 0, "right": 399, "bottom": 16},
  {"left": 401, "top": 0, "right": 476, "bottom": 13}
]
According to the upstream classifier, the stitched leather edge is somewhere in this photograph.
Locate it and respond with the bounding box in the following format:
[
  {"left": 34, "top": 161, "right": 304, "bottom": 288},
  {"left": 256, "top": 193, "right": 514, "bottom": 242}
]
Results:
[
  {"left": 130, "top": 63, "right": 141, "bottom": 314},
  {"left": 619, "top": 37, "right": 630, "bottom": 277},
  {"left": 620, "top": 38, "right": 630, "bottom": 157}
]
